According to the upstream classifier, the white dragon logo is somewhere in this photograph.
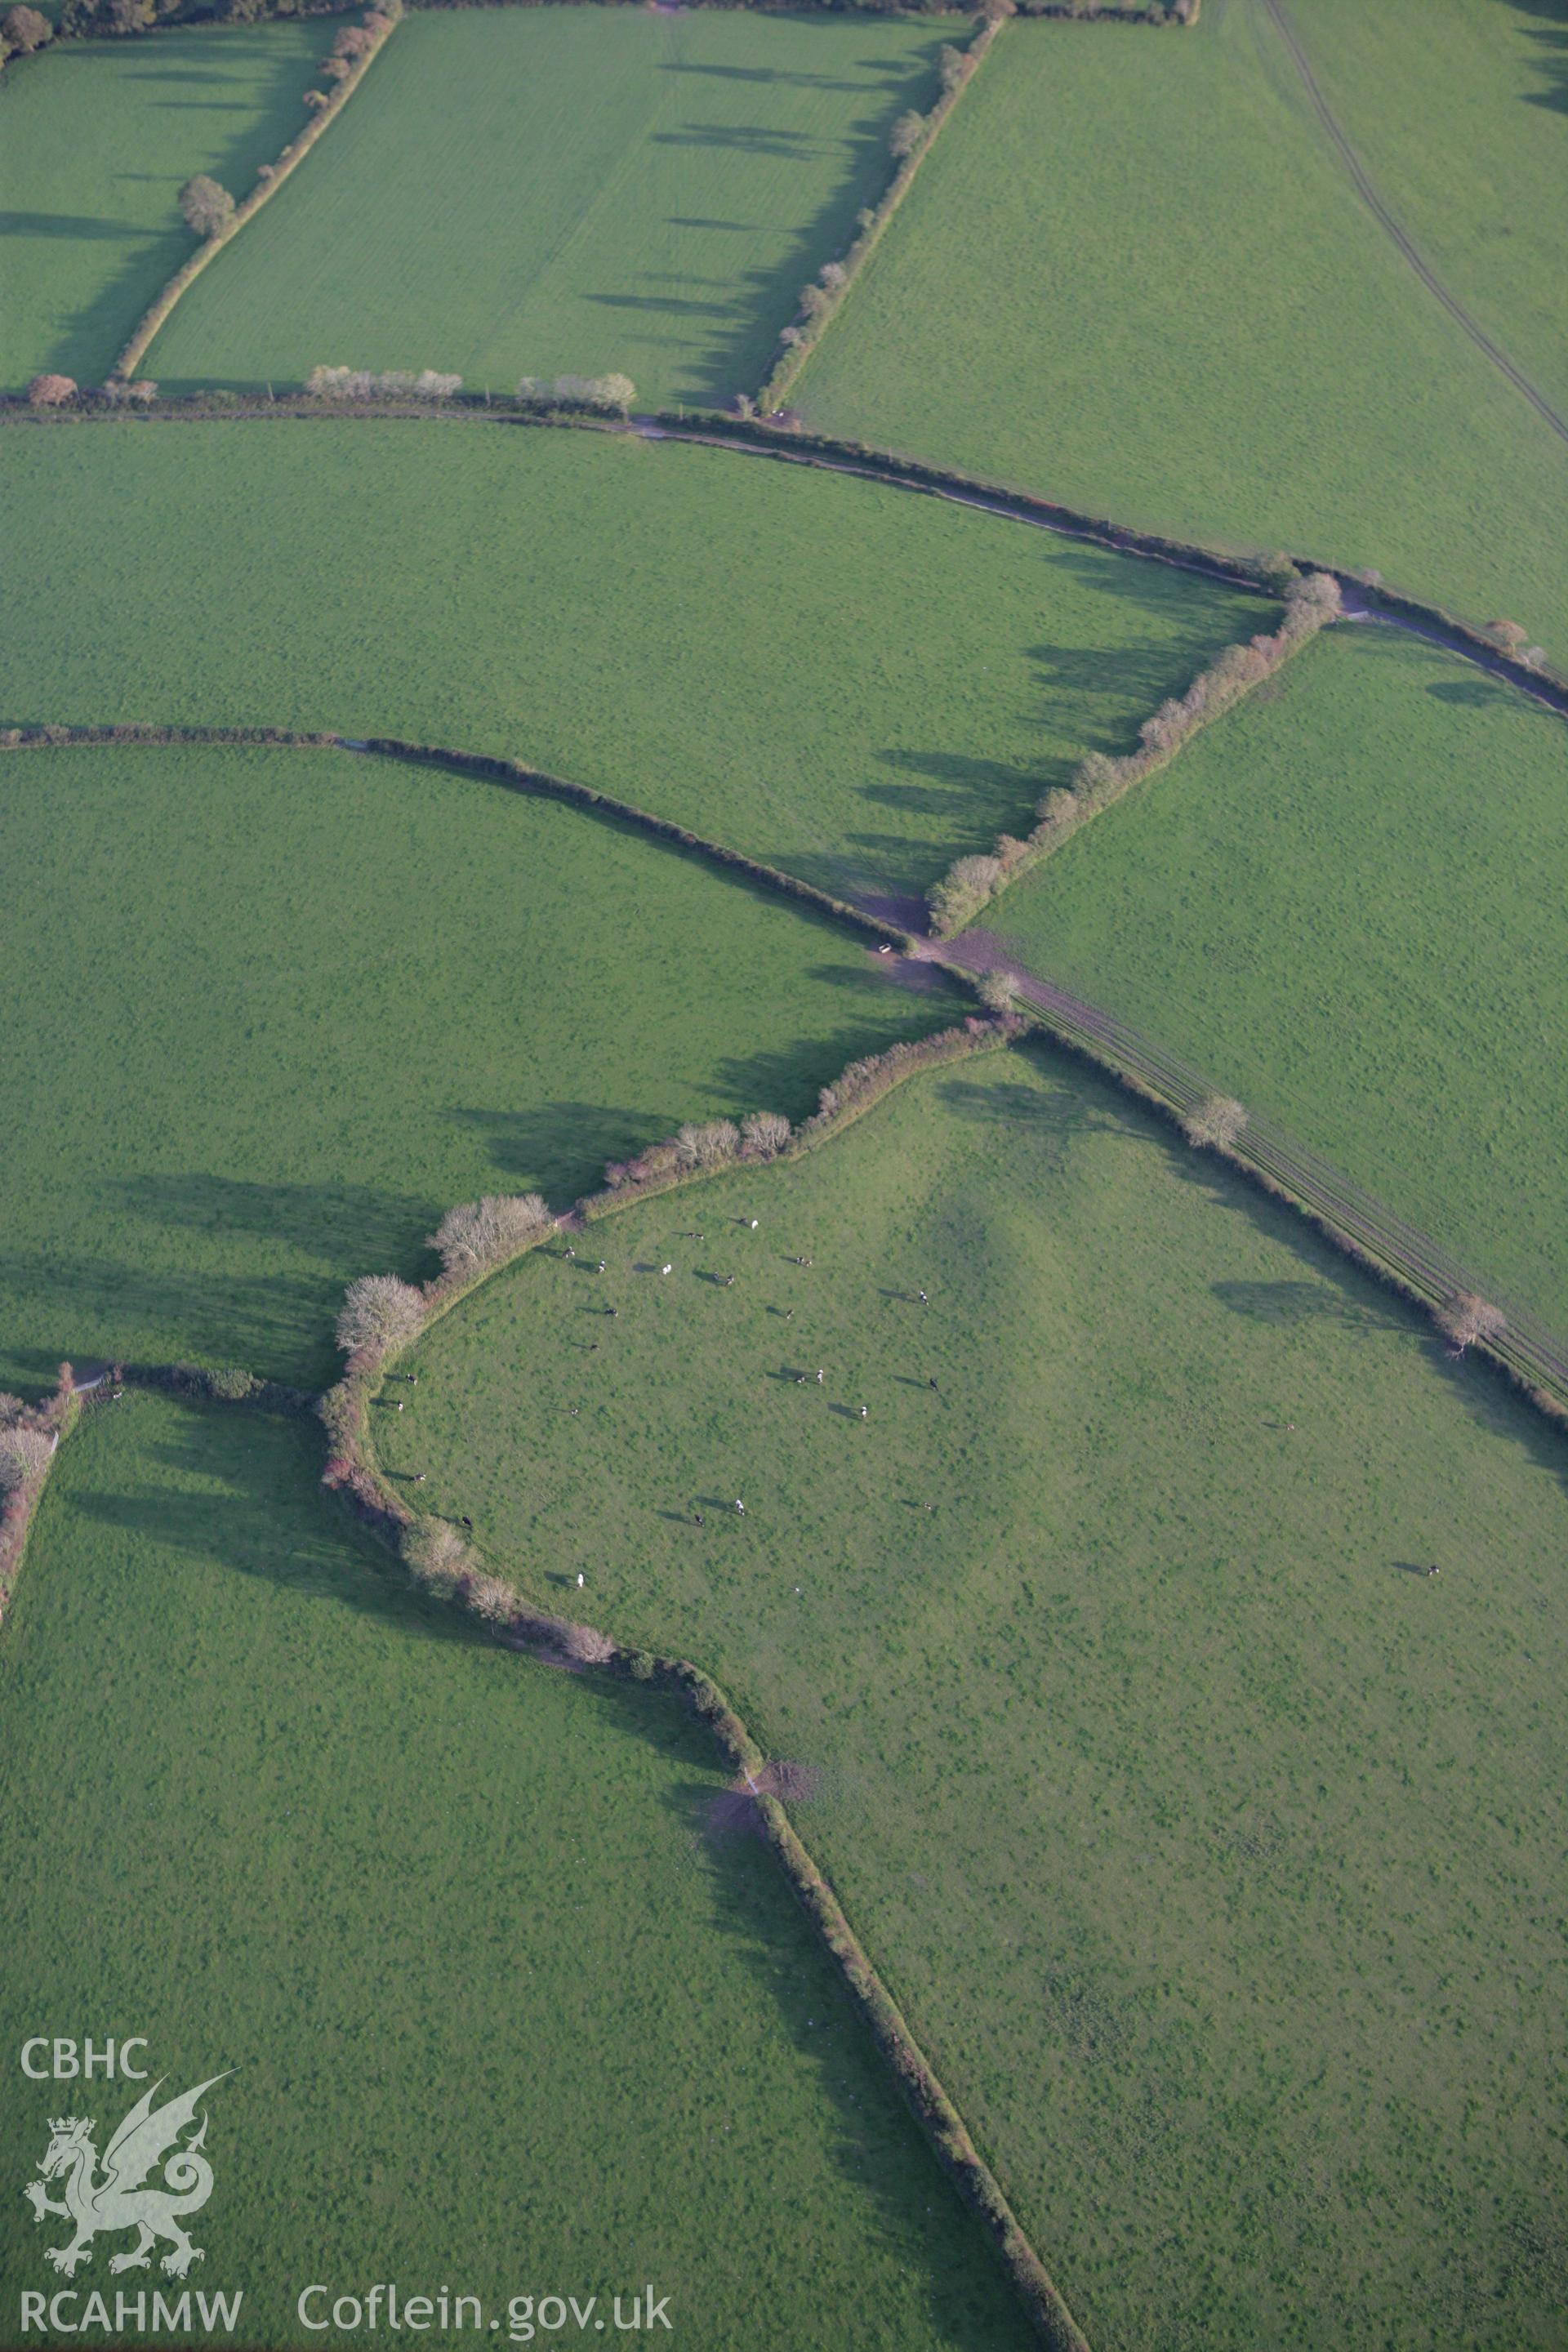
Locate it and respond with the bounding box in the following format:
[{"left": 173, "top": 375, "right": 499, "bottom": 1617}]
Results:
[{"left": 24, "top": 2074, "right": 229, "bottom": 2279}]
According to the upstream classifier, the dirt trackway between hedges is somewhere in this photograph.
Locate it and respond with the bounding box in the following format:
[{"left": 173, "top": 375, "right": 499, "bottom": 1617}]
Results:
[
  {"left": 1257, "top": 0, "right": 1568, "bottom": 448},
  {"left": 919, "top": 928, "right": 1568, "bottom": 1414}
]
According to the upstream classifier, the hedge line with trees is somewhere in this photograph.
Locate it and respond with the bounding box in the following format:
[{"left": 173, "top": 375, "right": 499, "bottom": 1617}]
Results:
[
  {"left": 755, "top": 7, "right": 1004, "bottom": 416},
  {"left": 926, "top": 571, "right": 1343, "bottom": 935},
  {"left": 314, "top": 1002, "right": 1082, "bottom": 2345},
  {"left": 962, "top": 970, "right": 1565, "bottom": 1432},
  {"left": 113, "top": 0, "right": 402, "bottom": 382}
]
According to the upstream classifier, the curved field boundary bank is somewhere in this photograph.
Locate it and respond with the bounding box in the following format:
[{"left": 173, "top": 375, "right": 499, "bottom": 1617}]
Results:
[
  {"left": 4, "top": 396, "right": 1562, "bottom": 698},
  {"left": 937, "top": 935, "right": 1568, "bottom": 1427},
  {"left": 757, "top": 10, "right": 1004, "bottom": 415},
  {"left": 637, "top": 417, "right": 1568, "bottom": 711},
  {"left": 1257, "top": 0, "right": 1568, "bottom": 449},
  {"left": 0, "top": 724, "right": 914, "bottom": 948},
  {"left": 316, "top": 1009, "right": 1089, "bottom": 2350},
  {"left": 115, "top": 2, "right": 399, "bottom": 383},
  {"left": 10, "top": 720, "right": 1567, "bottom": 1441}
]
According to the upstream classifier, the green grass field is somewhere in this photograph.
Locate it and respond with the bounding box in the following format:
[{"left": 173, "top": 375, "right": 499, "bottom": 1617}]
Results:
[
  {"left": 0, "top": 1394, "right": 1031, "bottom": 2350},
  {"left": 0, "top": 740, "right": 964, "bottom": 1396},
  {"left": 1269, "top": 0, "right": 1568, "bottom": 419},
  {"left": 797, "top": 6, "right": 1568, "bottom": 649},
  {"left": 987, "top": 626, "right": 1568, "bottom": 1334},
  {"left": 145, "top": 8, "right": 948, "bottom": 406},
  {"left": 2, "top": 420, "right": 1263, "bottom": 900},
  {"left": 380, "top": 1044, "right": 1568, "bottom": 2352},
  {"left": 0, "top": 24, "right": 322, "bottom": 388}
]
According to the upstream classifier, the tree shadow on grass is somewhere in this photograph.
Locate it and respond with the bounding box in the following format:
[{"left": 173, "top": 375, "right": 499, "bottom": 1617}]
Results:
[
  {"left": 38, "top": 30, "right": 322, "bottom": 384},
  {"left": 1014, "top": 1031, "right": 1568, "bottom": 1504},
  {"left": 665, "top": 1771, "right": 1038, "bottom": 2352},
  {"left": 644, "top": 51, "right": 943, "bottom": 405}
]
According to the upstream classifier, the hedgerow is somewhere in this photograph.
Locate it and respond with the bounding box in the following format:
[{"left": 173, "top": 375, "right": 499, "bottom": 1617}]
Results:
[{"left": 927, "top": 572, "right": 1343, "bottom": 934}]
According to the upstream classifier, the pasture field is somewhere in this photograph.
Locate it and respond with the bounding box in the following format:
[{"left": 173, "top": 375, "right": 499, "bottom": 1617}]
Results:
[
  {"left": 145, "top": 8, "right": 949, "bottom": 407},
  {"left": 0, "top": 740, "right": 964, "bottom": 1396},
  {"left": 1269, "top": 0, "right": 1568, "bottom": 417},
  {"left": 987, "top": 626, "right": 1568, "bottom": 1334},
  {"left": 0, "top": 1396, "right": 1031, "bottom": 2350},
  {"left": 381, "top": 1045, "right": 1568, "bottom": 2352},
  {"left": 2, "top": 419, "right": 1263, "bottom": 901},
  {"left": 795, "top": 7, "right": 1568, "bottom": 648},
  {"left": 0, "top": 24, "right": 322, "bottom": 389}
]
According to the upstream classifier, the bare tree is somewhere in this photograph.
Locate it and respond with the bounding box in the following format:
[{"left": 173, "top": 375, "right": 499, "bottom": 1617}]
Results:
[
  {"left": 179, "top": 175, "right": 235, "bottom": 240},
  {"left": 468, "top": 1575, "right": 518, "bottom": 1626},
  {"left": 0, "top": 1427, "right": 53, "bottom": 1492},
  {"left": 1183, "top": 1094, "right": 1248, "bottom": 1151},
  {"left": 1440, "top": 1291, "right": 1507, "bottom": 1356},
  {"left": 26, "top": 374, "right": 76, "bottom": 408},
  {"left": 430, "top": 1193, "right": 550, "bottom": 1276},
  {"left": 1487, "top": 619, "right": 1529, "bottom": 656},
  {"left": 589, "top": 372, "right": 636, "bottom": 416},
  {"left": 335, "top": 1273, "right": 425, "bottom": 1357},
  {"left": 2, "top": 4, "right": 51, "bottom": 48},
  {"left": 742, "top": 1110, "right": 791, "bottom": 1159},
  {"left": 403, "top": 1519, "right": 474, "bottom": 1591},
  {"left": 559, "top": 1620, "right": 615, "bottom": 1665},
  {"left": 975, "top": 969, "right": 1018, "bottom": 1012},
  {"left": 676, "top": 1119, "right": 741, "bottom": 1171}
]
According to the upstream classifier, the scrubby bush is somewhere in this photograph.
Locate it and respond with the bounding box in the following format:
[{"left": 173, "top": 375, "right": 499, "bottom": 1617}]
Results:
[
  {"left": 624, "top": 1649, "right": 657, "bottom": 1682},
  {"left": 335, "top": 1273, "right": 425, "bottom": 1359},
  {"left": 0, "top": 1428, "right": 52, "bottom": 1493},
  {"left": 975, "top": 970, "right": 1018, "bottom": 1013},
  {"left": 305, "top": 365, "right": 461, "bottom": 401},
  {"left": 2, "top": 4, "right": 51, "bottom": 49},
  {"left": 26, "top": 374, "right": 76, "bottom": 409},
  {"left": 560, "top": 1620, "right": 616, "bottom": 1666},
  {"left": 1440, "top": 1291, "right": 1508, "bottom": 1356},
  {"left": 430, "top": 1192, "right": 550, "bottom": 1277},
  {"left": 468, "top": 1574, "right": 518, "bottom": 1626},
  {"left": 742, "top": 1110, "right": 791, "bottom": 1159},
  {"left": 516, "top": 372, "right": 635, "bottom": 414},
  {"left": 889, "top": 110, "right": 926, "bottom": 159},
  {"left": 179, "top": 176, "right": 235, "bottom": 240},
  {"left": 402, "top": 1518, "right": 474, "bottom": 1592},
  {"left": 1183, "top": 1094, "right": 1248, "bottom": 1151},
  {"left": 926, "top": 853, "right": 1003, "bottom": 936},
  {"left": 675, "top": 1119, "right": 741, "bottom": 1171}
]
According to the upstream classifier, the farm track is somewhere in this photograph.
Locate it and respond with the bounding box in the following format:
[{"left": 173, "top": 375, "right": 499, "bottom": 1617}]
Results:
[
  {"left": 932, "top": 929, "right": 1568, "bottom": 1413},
  {"left": 1257, "top": 0, "right": 1568, "bottom": 448},
  {"left": 12, "top": 720, "right": 1566, "bottom": 1428}
]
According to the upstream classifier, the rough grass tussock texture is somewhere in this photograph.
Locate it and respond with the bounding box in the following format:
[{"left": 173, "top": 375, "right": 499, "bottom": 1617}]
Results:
[
  {"left": 0, "top": 420, "right": 1265, "bottom": 902},
  {"left": 143, "top": 9, "right": 951, "bottom": 407},
  {"left": 795, "top": 8, "right": 1568, "bottom": 652},
  {"left": 0, "top": 740, "right": 964, "bottom": 1395},
  {"left": 0, "top": 22, "right": 325, "bottom": 389},
  {"left": 379, "top": 1045, "right": 1568, "bottom": 2352},
  {"left": 0, "top": 1396, "right": 1035, "bottom": 2351},
  {"left": 987, "top": 625, "right": 1568, "bottom": 1334}
]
